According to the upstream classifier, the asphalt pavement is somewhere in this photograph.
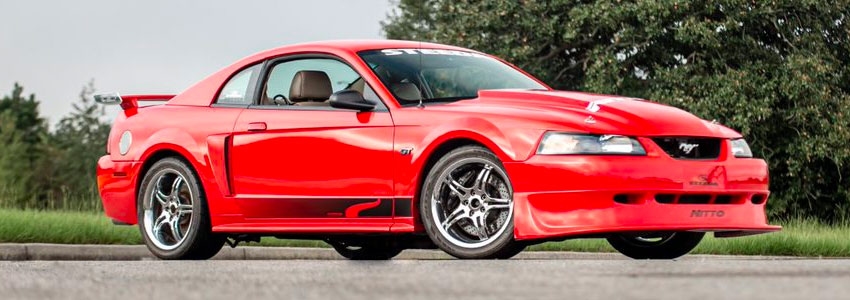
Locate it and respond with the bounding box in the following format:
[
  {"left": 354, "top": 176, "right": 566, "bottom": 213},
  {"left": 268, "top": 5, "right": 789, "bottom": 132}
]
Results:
[{"left": 2, "top": 256, "right": 849, "bottom": 300}]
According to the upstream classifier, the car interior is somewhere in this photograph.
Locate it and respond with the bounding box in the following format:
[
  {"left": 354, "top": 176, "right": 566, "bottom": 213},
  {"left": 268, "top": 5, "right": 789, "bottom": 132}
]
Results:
[
  {"left": 287, "top": 70, "right": 333, "bottom": 107},
  {"left": 260, "top": 61, "right": 425, "bottom": 107},
  {"left": 261, "top": 70, "right": 333, "bottom": 107}
]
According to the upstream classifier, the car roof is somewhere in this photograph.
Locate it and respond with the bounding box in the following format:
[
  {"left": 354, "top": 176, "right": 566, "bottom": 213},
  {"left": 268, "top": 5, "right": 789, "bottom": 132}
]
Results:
[
  {"left": 244, "top": 39, "right": 479, "bottom": 60},
  {"left": 279, "top": 39, "right": 472, "bottom": 52},
  {"left": 168, "top": 39, "right": 483, "bottom": 107}
]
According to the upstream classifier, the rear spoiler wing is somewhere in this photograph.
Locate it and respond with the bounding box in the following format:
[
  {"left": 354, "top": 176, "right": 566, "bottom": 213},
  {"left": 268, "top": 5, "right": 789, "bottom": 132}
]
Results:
[{"left": 93, "top": 93, "right": 175, "bottom": 110}]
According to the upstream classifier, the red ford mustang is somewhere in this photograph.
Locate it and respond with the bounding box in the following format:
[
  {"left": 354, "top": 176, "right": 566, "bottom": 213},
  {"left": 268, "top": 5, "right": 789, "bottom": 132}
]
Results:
[{"left": 96, "top": 40, "right": 779, "bottom": 260}]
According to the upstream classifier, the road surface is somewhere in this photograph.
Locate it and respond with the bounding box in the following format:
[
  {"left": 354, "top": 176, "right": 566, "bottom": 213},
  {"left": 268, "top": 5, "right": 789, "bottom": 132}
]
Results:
[{"left": 2, "top": 257, "right": 849, "bottom": 300}]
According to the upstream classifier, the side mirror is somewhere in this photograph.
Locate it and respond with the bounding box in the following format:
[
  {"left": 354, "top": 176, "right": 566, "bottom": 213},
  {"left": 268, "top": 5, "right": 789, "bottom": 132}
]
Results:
[{"left": 329, "top": 90, "right": 376, "bottom": 112}]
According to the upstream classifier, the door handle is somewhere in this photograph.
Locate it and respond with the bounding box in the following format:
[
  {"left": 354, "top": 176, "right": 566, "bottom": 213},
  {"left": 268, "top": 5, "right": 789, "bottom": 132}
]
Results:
[{"left": 247, "top": 122, "right": 267, "bottom": 132}]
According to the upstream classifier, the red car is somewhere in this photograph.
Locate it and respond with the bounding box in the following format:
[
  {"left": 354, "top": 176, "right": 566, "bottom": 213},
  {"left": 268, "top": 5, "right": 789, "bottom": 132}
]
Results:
[{"left": 96, "top": 40, "right": 779, "bottom": 260}]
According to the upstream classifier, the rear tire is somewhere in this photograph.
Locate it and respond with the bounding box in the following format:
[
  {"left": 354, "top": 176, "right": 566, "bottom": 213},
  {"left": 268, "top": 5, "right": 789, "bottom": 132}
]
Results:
[
  {"left": 607, "top": 232, "right": 704, "bottom": 259},
  {"left": 137, "top": 157, "right": 225, "bottom": 260},
  {"left": 327, "top": 239, "right": 403, "bottom": 260},
  {"left": 492, "top": 242, "right": 527, "bottom": 259},
  {"left": 420, "top": 146, "right": 523, "bottom": 259}
]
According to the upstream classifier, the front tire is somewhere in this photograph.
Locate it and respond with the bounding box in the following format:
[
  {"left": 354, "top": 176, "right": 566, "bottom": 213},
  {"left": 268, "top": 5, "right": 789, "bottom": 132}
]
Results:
[
  {"left": 420, "top": 146, "right": 522, "bottom": 259},
  {"left": 137, "top": 157, "right": 225, "bottom": 260},
  {"left": 607, "top": 232, "right": 705, "bottom": 259}
]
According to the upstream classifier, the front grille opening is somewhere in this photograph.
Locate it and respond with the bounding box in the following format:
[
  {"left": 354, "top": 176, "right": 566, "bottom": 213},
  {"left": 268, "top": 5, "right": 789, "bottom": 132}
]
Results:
[
  {"left": 656, "top": 193, "right": 747, "bottom": 204},
  {"left": 652, "top": 137, "right": 722, "bottom": 160},
  {"left": 655, "top": 194, "right": 676, "bottom": 204},
  {"left": 613, "top": 194, "right": 642, "bottom": 204},
  {"left": 751, "top": 194, "right": 767, "bottom": 204},
  {"left": 715, "top": 195, "right": 733, "bottom": 204},
  {"left": 679, "top": 194, "right": 712, "bottom": 204}
]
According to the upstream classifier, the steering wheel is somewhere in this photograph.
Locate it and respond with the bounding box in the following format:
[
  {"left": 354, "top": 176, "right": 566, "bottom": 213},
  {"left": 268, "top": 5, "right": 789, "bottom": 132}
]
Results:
[{"left": 272, "top": 94, "right": 291, "bottom": 105}]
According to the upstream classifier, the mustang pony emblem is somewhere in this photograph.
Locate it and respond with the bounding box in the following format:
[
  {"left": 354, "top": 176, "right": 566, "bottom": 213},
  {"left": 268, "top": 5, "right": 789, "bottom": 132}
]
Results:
[{"left": 678, "top": 142, "right": 699, "bottom": 154}]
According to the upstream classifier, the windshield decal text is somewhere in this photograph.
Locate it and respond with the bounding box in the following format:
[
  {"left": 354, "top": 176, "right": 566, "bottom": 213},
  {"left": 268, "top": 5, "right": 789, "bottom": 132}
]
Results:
[{"left": 380, "top": 49, "right": 485, "bottom": 58}]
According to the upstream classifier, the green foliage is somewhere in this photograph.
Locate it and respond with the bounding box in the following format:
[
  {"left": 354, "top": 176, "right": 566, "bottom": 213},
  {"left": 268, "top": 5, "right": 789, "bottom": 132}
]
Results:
[
  {"left": 0, "top": 112, "right": 30, "bottom": 206},
  {"left": 0, "top": 209, "right": 329, "bottom": 247},
  {"left": 0, "top": 83, "right": 47, "bottom": 150},
  {"left": 43, "top": 81, "right": 110, "bottom": 205},
  {"left": 0, "top": 82, "right": 108, "bottom": 211},
  {"left": 384, "top": 0, "right": 850, "bottom": 221},
  {"left": 0, "top": 209, "right": 141, "bottom": 244},
  {"left": 0, "top": 84, "right": 48, "bottom": 207}
]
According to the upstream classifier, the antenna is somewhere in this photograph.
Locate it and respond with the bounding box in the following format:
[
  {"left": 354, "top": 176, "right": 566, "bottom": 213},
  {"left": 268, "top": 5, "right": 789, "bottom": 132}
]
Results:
[
  {"left": 417, "top": 48, "right": 424, "bottom": 108},
  {"left": 416, "top": 0, "right": 425, "bottom": 109}
]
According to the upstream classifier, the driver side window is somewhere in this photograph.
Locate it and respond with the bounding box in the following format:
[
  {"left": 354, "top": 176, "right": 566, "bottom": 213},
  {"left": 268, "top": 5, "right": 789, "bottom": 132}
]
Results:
[{"left": 260, "top": 58, "right": 382, "bottom": 108}]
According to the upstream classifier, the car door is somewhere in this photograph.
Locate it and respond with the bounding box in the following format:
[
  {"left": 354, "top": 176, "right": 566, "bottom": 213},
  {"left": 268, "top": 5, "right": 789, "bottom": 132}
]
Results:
[{"left": 229, "top": 55, "right": 396, "bottom": 220}]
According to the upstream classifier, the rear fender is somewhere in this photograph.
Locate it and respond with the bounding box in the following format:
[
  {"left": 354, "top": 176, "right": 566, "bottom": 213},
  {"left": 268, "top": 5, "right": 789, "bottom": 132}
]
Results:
[{"left": 135, "top": 129, "right": 235, "bottom": 221}]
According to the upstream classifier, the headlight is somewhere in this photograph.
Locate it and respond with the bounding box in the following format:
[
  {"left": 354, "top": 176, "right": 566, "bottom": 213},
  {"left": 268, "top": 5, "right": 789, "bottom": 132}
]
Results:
[
  {"left": 730, "top": 138, "right": 753, "bottom": 158},
  {"left": 537, "top": 132, "right": 646, "bottom": 155}
]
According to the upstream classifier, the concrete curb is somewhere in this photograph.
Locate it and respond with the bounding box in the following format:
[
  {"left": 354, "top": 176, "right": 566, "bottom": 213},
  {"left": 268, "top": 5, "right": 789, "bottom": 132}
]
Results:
[
  {"left": 0, "top": 243, "right": 806, "bottom": 261},
  {"left": 0, "top": 244, "right": 469, "bottom": 261}
]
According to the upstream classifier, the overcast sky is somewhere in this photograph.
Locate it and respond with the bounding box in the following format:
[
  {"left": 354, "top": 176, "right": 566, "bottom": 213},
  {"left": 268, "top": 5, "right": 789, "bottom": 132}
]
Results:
[{"left": 0, "top": 0, "right": 394, "bottom": 125}]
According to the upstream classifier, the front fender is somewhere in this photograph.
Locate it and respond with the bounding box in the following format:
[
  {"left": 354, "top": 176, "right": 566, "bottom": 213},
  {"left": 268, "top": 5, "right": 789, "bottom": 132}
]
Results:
[{"left": 395, "top": 116, "right": 545, "bottom": 198}]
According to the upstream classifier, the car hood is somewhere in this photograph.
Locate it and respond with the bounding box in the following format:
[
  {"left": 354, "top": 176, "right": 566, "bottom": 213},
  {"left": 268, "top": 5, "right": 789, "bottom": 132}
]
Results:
[{"left": 430, "top": 89, "right": 742, "bottom": 138}]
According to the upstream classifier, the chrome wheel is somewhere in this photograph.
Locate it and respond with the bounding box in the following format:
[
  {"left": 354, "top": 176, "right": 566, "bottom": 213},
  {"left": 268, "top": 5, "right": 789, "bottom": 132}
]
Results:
[
  {"left": 431, "top": 157, "right": 513, "bottom": 249},
  {"left": 628, "top": 232, "right": 677, "bottom": 245},
  {"left": 143, "top": 170, "right": 194, "bottom": 251}
]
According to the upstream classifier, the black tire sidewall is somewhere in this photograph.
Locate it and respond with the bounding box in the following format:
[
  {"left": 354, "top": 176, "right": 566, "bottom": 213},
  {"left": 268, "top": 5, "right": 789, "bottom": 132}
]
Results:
[
  {"left": 331, "top": 244, "right": 403, "bottom": 260},
  {"left": 327, "top": 239, "right": 403, "bottom": 260},
  {"left": 137, "top": 158, "right": 207, "bottom": 259},
  {"left": 420, "top": 146, "right": 518, "bottom": 259},
  {"left": 607, "top": 232, "right": 705, "bottom": 259}
]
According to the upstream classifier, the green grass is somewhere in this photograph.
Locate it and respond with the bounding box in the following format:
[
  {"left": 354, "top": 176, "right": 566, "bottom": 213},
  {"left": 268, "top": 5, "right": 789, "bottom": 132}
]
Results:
[
  {"left": 0, "top": 209, "right": 322, "bottom": 247},
  {"left": 533, "top": 219, "right": 850, "bottom": 257},
  {"left": 1, "top": 209, "right": 848, "bottom": 257},
  {"left": 0, "top": 209, "right": 141, "bottom": 245}
]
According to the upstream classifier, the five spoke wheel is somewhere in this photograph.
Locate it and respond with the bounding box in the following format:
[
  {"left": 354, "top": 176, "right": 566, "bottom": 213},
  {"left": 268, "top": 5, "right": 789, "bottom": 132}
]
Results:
[
  {"left": 422, "top": 146, "right": 524, "bottom": 259},
  {"left": 138, "top": 158, "right": 225, "bottom": 260},
  {"left": 143, "top": 170, "right": 194, "bottom": 251},
  {"left": 435, "top": 163, "right": 513, "bottom": 247}
]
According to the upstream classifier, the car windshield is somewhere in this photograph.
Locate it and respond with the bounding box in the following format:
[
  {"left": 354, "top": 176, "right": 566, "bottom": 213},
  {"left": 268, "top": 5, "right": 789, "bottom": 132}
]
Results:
[{"left": 359, "top": 49, "right": 547, "bottom": 105}]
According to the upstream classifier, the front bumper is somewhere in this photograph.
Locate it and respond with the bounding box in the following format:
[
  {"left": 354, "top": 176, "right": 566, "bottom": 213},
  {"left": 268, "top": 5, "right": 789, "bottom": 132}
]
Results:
[{"left": 504, "top": 153, "right": 780, "bottom": 240}]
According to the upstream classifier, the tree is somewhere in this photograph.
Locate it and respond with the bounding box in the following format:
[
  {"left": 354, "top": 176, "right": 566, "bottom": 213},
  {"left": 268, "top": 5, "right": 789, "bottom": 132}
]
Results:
[
  {"left": 43, "top": 80, "right": 110, "bottom": 208},
  {"left": 0, "top": 84, "right": 48, "bottom": 207},
  {"left": 0, "top": 83, "right": 47, "bottom": 167},
  {"left": 0, "top": 112, "right": 31, "bottom": 207},
  {"left": 0, "top": 82, "right": 110, "bottom": 210},
  {"left": 384, "top": 0, "right": 850, "bottom": 221}
]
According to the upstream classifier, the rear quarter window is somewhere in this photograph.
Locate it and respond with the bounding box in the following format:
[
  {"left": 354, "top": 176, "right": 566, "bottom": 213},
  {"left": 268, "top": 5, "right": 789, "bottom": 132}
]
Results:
[{"left": 216, "top": 64, "right": 261, "bottom": 105}]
